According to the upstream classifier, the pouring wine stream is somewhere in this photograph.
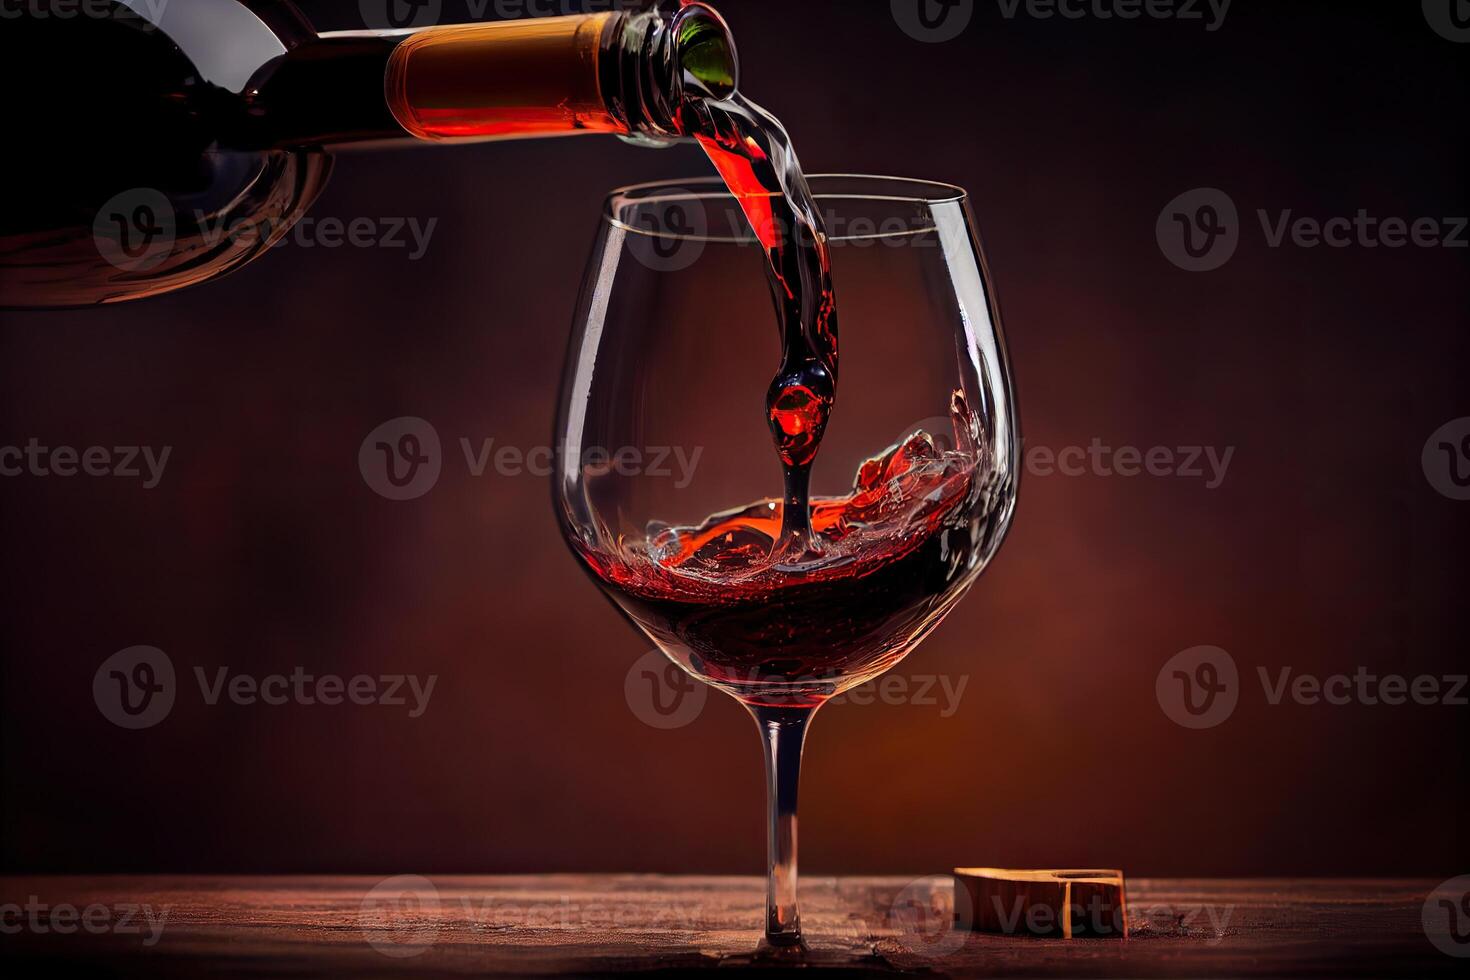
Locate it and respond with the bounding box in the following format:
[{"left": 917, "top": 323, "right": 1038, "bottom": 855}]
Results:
[
  {"left": 699, "top": 98, "right": 836, "bottom": 560},
  {"left": 675, "top": 93, "right": 838, "bottom": 560}
]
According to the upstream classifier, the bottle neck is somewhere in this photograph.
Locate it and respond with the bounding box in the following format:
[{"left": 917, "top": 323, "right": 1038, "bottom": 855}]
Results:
[{"left": 603, "top": 2, "right": 739, "bottom": 142}]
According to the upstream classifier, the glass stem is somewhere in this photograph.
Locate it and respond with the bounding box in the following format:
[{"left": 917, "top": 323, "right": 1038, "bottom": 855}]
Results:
[{"left": 747, "top": 703, "right": 817, "bottom": 949}]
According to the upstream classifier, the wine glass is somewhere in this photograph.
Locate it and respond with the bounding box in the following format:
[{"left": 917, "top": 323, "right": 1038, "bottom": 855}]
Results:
[{"left": 552, "top": 175, "right": 1018, "bottom": 951}]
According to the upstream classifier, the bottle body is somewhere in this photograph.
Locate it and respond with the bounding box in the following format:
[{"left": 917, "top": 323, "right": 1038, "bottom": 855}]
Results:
[{"left": 0, "top": 0, "right": 737, "bottom": 309}]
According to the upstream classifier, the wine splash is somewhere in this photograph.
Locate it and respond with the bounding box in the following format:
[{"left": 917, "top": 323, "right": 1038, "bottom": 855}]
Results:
[{"left": 574, "top": 393, "right": 986, "bottom": 706}]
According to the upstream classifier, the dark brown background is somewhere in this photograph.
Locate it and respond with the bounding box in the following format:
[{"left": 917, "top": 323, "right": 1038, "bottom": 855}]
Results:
[{"left": 1, "top": 0, "right": 1466, "bottom": 877}]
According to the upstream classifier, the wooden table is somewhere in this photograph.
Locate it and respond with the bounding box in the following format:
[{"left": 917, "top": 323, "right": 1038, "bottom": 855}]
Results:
[{"left": 0, "top": 875, "right": 1457, "bottom": 976}]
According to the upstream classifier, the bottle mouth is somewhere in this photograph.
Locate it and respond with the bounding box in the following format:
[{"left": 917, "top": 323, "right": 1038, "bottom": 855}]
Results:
[{"left": 671, "top": 3, "right": 739, "bottom": 102}]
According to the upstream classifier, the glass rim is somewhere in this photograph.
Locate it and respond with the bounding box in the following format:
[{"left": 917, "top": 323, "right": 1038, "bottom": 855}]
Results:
[{"left": 604, "top": 174, "right": 968, "bottom": 243}]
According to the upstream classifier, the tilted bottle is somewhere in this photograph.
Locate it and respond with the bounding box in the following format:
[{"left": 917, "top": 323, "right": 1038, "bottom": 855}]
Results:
[{"left": 0, "top": 0, "right": 738, "bottom": 308}]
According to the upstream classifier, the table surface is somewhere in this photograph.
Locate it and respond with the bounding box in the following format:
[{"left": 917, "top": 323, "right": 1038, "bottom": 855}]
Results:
[{"left": 0, "top": 875, "right": 1457, "bottom": 977}]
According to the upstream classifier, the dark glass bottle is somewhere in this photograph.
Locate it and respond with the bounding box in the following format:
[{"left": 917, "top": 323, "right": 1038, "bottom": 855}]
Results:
[{"left": 0, "top": 0, "right": 738, "bottom": 309}]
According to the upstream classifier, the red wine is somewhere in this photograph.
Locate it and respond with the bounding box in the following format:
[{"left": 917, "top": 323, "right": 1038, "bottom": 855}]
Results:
[
  {"left": 676, "top": 91, "right": 838, "bottom": 553},
  {"left": 575, "top": 394, "right": 986, "bottom": 707}
]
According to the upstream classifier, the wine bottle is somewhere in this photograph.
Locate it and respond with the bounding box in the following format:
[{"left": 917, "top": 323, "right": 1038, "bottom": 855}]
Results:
[{"left": 0, "top": 0, "right": 738, "bottom": 309}]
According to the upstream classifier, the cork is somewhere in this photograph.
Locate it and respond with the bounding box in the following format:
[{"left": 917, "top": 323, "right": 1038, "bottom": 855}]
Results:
[{"left": 953, "top": 868, "right": 1128, "bottom": 938}]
